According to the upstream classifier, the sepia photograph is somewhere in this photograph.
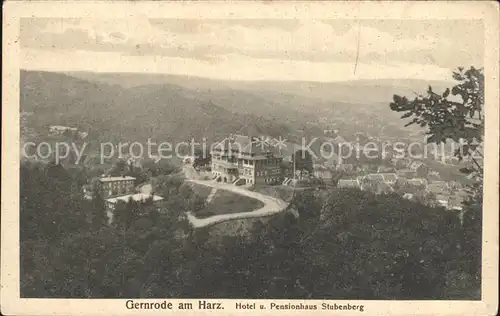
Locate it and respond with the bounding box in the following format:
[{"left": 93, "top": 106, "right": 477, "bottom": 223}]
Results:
[{"left": 2, "top": 1, "right": 499, "bottom": 315}]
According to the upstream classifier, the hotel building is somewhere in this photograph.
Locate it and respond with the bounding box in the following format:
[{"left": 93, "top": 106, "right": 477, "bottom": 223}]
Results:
[{"left": 211, "top": 134, "right": 283, "bottom": 186}]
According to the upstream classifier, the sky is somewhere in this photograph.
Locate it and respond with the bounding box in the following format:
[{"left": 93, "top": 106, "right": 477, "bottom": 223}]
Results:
[{"left": 20, "top": 18, "right": 484, "bottom": 82}]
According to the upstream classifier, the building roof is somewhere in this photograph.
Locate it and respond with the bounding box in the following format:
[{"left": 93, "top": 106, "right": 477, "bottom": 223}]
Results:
[
  {"left": 380, "top": 173, "right": 397, "bottom": 182},
  {"left": 314, "top": 170, "right": 332, "bottom": 179},
  {"left": 334, "top": 135, "right": 347, "bottom": 144},
  {"left": 448, "top": 196, "right": 464, "bottom": 208},
  {"left": 338, "top": 179, "right": 360, "bottom": 188},
  {"left": 427, "top": 181, "right": 449, "bottom": 194},
  {"left": 435, "top": 194, "right": 449, "bottom": 202},
  {"left": 396, "top": 169, "right": 417, "bottom": 175},
  {"left": 403, "top": 193, "right": 414, "bottom": 200},
  {"left": 50, "top": 125, "right": 77, "bottom": 130},
  {"left": 212, "top": 134, "right": 280, "bottom": 156},
  {"left": 407, "top": 178, "right": 428, "bottom": 186},
  {"left": 430, "top": 180, "right": 447, "bottom": 185},
  {"left": 377, "top": 182, "right": 394, "bottom": 192},
  {"left": 366, "top": 173, "right": 397, "bottom": 183},
  {"left": 408, "top": 161, "right": 425, "bottom": 170},
  {"left": 215, "top": 160, "right": 238, "bottom": 169},
  {"left": 99, "top": 176, "right": 136, "bottom": 182},
  {"left": 365, "top": 174, "right": 384, "bottom": 182},
  {"left": 377, "top": 166, "right": 394, "bottom": 173},
  {"left": 106, "top": 193, "right": 164, "bottom": 204}
]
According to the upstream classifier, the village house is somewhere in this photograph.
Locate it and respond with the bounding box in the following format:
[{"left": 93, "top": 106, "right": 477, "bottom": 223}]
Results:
[
  {"left": 445, "top": 156, "right": 460, "bottom": 165},
  {"left": 97, "top": 175, "right": 136, "bottom": 198},
  {"left": 337, "top": 178, "right": 362, "bottom": 189},
  {"left": 335, "top": 163, "right": 355, "bottom": 172},
  {"left": 358, "top": 173, "right": 397, "bottom": 194},
  {"left": 435, "top": 194, "right": 450, "bottom": 208},
  {"left": 377, "top": 166, "right": 395, "bottom": 173},
  {"left": 375, "top": 182, "right": 394, "bottom": 194},
  {"left": 49, "top": 125, "right": 77, "bottom": 135},
  {"left": 428, "top": 170, "right": 441, "bottom": 181},
  {"left": 91, "top": 173, "right": 165, "bottom": 226},
  {"left": 78, "top": 131, "right": 89, "bottom": 139},
  {"left": 312, "top": 164, "right": 333, "bottom": 180},
  {"left": 407, "top": 178, "right": 428, "bottom": 187},
  {"left": 427, "top": 180, "right": 450, "bottom": 195},
  {"left": 313, "top": 168, "right": 333, "bottom": 180},
  {"left": 333, "top": 135, "right": 347, "bottom": 144},
  {"left": 149, "top": 154, "right": 163, "bottom": 164},
  {"left": 402, "top": 193, "right": 414, "bottom": 200},
  {"left": 49, "top": 125, "right": 89, "bottom": 139},
  {"left": 82, "top": 184, "right": 93, "bottom": 200},
  {"left": 447, "top": 195, "right": 465, "bottom": 210},
  {"left": 396, "top": 169, "right": 418, "bottom": 179},
  {"left": 364, "top": 173, "right": 398, "bottom": 185},
  {"left": 396, "top": 177, "right": 427, "bottom": 187},
  {"left": 211, "top": 134, "right": 283, "bottom": 186},
  {"left": 105, "top": 193, "right": 164, "bottom": 225},
  {"left": 391, "top": 156, "right": 412, "bottom": 169},
  {"left": 183, "top": 153, "right": 212, "bottom": 170},
  {"left": 394, "top": 178, "right": 428, "bottom": 196},
  {"left": 105, "top": 193, "right": 164, "bottom": 211},
  {"left": 407, "top": 161, "right": 429, "bottom": 177}
]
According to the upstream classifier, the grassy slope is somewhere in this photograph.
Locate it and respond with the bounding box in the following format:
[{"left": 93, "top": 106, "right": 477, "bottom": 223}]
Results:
[
  {"left": 194, "top": 190, "right": 265, "bottom": 219},
  {"left": 190, "top": 183, "right": 214, "bottom": 200}
]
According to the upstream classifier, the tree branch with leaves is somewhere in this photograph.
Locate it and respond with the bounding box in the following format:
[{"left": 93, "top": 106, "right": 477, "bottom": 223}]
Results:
[{"left": 389, "top": 66, "right": 484, "bottom": 192}]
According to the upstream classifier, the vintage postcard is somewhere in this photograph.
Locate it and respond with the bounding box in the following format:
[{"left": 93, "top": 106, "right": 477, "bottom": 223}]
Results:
[{"left": 2, "top": 1, "right": 499, "bottom": 315}]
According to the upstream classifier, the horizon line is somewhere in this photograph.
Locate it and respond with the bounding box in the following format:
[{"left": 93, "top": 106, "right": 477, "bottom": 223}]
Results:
[{"left": 20, "top": 68, "right": 457, "bottom": 85}]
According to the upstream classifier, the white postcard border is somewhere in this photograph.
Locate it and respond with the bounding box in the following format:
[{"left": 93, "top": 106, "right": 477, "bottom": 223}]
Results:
[{"left": 2, "top": 1, "right": 499, "bottom": 315}]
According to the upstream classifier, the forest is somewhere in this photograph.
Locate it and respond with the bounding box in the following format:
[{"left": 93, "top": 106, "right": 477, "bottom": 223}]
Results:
[{"left": 20, "top": 159, "right": 481, "bottom": 299}]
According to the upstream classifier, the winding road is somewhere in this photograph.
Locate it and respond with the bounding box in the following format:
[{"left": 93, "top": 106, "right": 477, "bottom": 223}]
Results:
[{"left": 186, "top": 179, "right": 290, "bottom": 228}]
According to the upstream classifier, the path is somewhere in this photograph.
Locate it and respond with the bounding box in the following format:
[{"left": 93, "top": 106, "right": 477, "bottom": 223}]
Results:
[{"left": 186, "top": 179, "right": 289, "bottom": 228}]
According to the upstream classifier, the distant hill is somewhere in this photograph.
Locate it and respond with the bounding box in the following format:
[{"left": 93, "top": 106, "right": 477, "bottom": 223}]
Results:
[
  {"left": 68, "top": 71, "right": 451, "bottom": 106},
  {"left": 22, "top": 70, "right": 449, "bottom": 149},
  {"left": 67, "top": 71, "right": 452, "bottom": 138},
  {"left": 20, "top": 70, "right": 294, "bottom": 146}
]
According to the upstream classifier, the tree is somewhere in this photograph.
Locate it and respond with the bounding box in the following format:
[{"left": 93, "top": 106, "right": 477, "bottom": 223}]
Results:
[
  {"left": 389, "top": 66, "right": 484, "bottom": 285},
  {"left": 88, "top": 190, "right": 108, "bottom": 228},
  {"left": 389, "top": 66, "right": 484, "bottom": 180},
  {"left": 292, "top": 149, "right": 314, "bottom": 178},
  {"left": 126, "top": 165, "right": 148, "bottom": 186},
  {"left": 389, "top": 67, "right": 484, "bottom": 206},
  {"left": 109, "top": 159, "right": 128, "bottom": 176},
  {"left": 159, "top": 160, "right": 178, "bottom": 175}
]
